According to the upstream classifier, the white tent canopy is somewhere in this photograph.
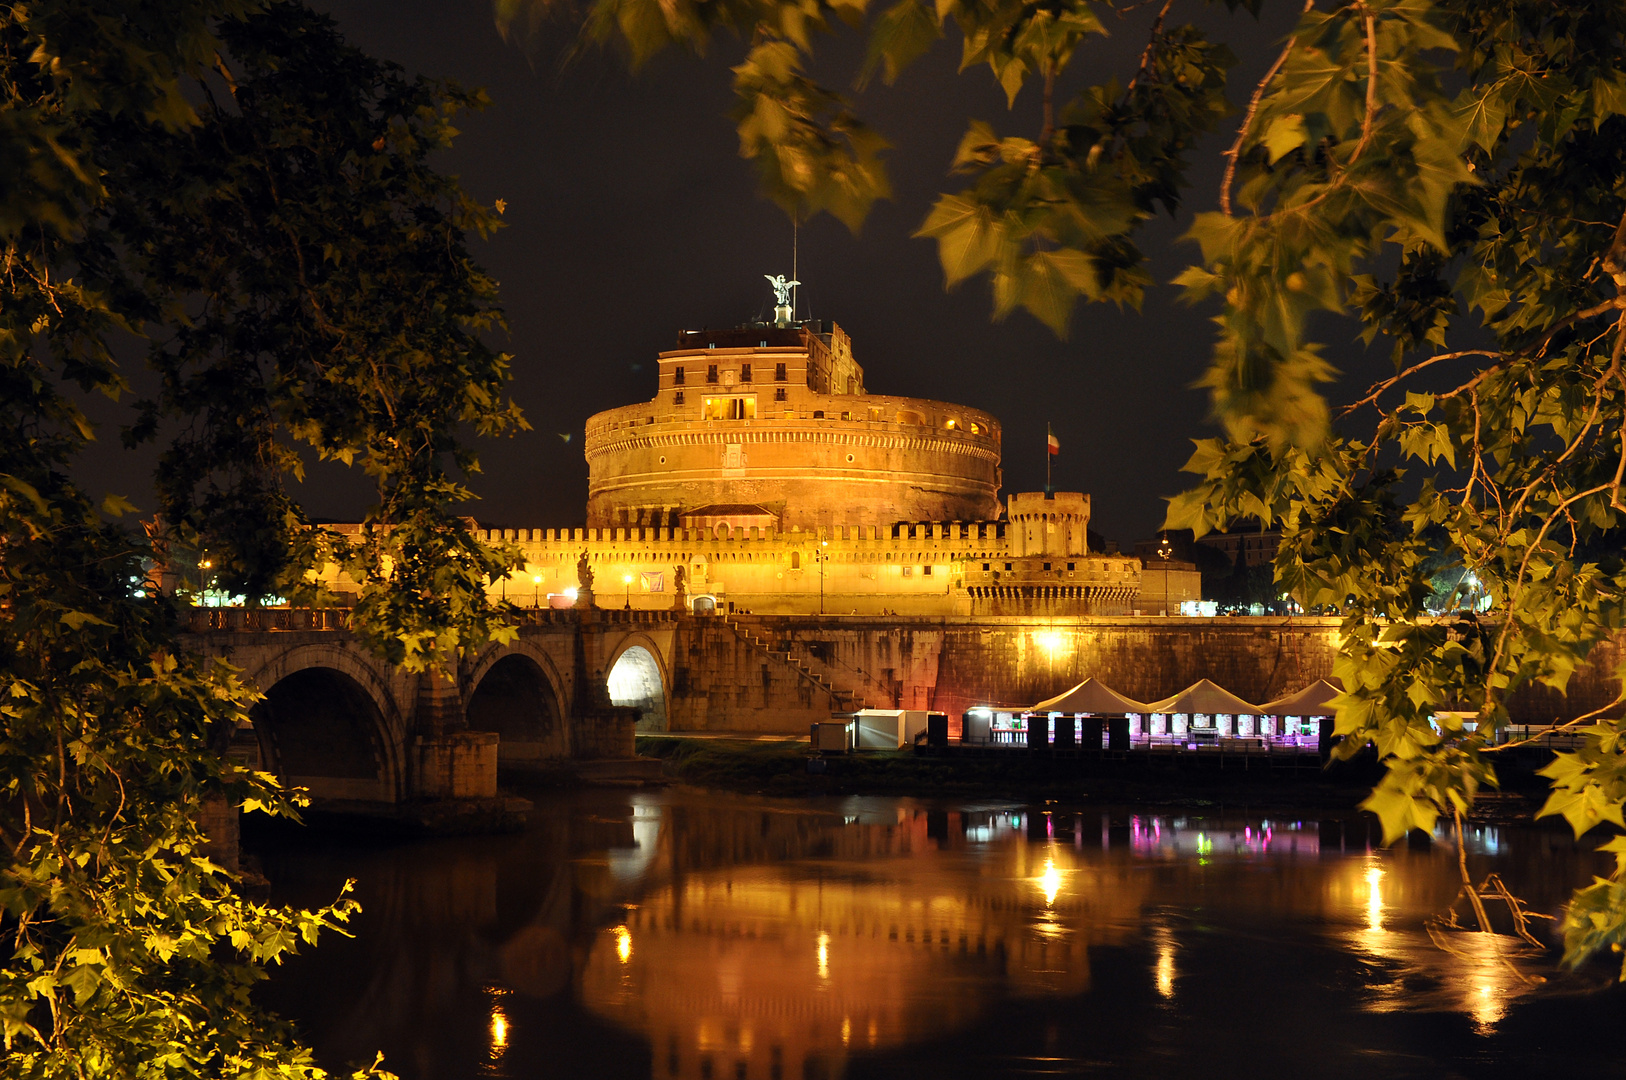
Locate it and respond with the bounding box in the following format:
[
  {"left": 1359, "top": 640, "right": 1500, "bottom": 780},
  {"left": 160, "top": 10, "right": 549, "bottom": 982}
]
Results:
[
  {"left": 1030, "top": 678, "right": 1149, "bottom": 715},
  {"left": 1259, "top": 679, "right": 1342, "bottom": 716},
  {"left": 1144, "top": 678, "right": 1263, "bottom": 717}
]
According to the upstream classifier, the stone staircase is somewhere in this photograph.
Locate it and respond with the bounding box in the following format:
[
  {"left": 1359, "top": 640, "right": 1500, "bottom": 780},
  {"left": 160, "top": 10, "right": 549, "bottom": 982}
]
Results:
[{"left": 720, "top": 614, "right": 866, "bottom": 712}]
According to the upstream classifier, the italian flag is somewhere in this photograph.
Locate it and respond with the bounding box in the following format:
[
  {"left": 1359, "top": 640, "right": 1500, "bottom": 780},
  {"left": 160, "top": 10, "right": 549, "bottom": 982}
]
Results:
[{"left": 1047, "top": 428, "right": 1060, "bottom": 455}]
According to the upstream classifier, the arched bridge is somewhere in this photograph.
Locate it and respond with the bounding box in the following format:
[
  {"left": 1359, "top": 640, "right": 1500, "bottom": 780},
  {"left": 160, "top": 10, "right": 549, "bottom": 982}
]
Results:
[{"left": 183, "top": 608, "right": 699, "bottom": 807}]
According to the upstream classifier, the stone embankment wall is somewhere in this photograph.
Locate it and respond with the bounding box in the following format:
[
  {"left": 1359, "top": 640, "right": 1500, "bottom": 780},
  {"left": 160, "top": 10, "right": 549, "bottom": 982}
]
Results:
[
  {"left": 667, "top": 618, "right": 841, "bottom": 731},
  {"left": 689, "top": 615, "right": 1625, "bottom": 732}
]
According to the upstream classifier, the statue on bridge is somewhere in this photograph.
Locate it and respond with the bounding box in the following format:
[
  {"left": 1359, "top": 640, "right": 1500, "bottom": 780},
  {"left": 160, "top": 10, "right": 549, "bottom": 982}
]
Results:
[
  {"left": 575, "top": 549, "right": 595, "bottom": 610},
  {"left": 672, "top": 564, "right": 687, "bottom": 611}
]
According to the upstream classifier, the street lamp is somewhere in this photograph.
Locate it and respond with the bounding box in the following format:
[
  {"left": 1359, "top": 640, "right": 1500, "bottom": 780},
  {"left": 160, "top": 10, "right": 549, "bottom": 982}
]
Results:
[
  {"left": 623, "top": 574, "right": 633, "bottom": 610},
  {"left": 815, "top": 539, "right": 830, "bottom": 615},
  {"left": 531, "top": 574, "right": 541, "bottom": 608},
  {"left": 1156, "top": 533, "right": 1172, "bottom": 616}
]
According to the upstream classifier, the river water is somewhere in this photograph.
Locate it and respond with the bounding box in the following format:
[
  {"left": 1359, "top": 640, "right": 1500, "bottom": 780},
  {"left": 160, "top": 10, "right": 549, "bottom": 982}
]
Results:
[{"left": 256, "top": 788, "right": 1626, "bottom": 1080}]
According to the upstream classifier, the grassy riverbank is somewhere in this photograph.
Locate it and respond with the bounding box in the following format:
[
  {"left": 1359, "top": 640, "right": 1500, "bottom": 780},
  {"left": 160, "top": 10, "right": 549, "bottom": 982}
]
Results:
[{"left": 634, "top": 736, "right": 1409, "bottom": 811}]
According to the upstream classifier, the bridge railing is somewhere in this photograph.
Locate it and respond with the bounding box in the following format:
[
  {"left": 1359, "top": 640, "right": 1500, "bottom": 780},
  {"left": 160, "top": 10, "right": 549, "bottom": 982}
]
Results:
[
  {"left": 185, "top": 608, "right": 354, "bottom": 633},
  {"left": 183, "top": 605, "right": 686, "bottom": 633}
]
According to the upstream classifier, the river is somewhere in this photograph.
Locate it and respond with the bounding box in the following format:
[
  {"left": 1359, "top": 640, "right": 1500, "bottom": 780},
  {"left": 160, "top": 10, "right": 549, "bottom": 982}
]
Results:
[{"left": 256, "top": 787, "right": 1626, "bottom": 1079}]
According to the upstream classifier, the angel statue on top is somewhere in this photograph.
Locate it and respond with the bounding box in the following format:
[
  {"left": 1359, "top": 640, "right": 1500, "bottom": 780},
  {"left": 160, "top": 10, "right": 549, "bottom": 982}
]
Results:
[{"left": 766, "top": 273, "right": 800, "bottom": 327}]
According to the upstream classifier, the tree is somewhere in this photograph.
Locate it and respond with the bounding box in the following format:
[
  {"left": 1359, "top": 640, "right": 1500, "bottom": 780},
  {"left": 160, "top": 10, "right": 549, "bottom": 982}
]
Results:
[
  {"left": 512, "top": 0, "right": 1626, "bottom": 973},
  {"left": 2, "top": 1, "right": 521, "bottom": 1072}
]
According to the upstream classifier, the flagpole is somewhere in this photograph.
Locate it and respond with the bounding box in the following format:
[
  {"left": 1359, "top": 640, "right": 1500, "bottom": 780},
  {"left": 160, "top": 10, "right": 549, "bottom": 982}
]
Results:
[{"left": 1046, "top": 422, "right": 1052, "bottom": 495}]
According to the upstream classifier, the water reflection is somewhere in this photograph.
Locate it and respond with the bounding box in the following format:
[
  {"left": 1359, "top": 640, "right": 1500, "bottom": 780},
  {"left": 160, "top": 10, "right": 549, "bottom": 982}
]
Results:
[
  {"left": 256, "top": 792, "right": 1618, "bottom": 1080},
  {"left": 580, "top": 829, "right": 1126, "bottom": 1080},
  {"left": 1152, "top": 922, "right": 1177, "bottom": 1001}
]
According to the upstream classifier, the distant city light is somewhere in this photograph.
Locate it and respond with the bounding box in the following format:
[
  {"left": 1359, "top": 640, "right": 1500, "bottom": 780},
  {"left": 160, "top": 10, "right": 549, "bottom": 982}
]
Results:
[{"left": 616, "top": 926, "right": 632, "bottom": 964}]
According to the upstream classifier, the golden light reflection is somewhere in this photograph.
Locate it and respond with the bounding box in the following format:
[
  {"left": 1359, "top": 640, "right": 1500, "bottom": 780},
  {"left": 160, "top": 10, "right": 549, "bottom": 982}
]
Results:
[
  {"left": 1364, "top": 864, "right": 1385, "bottom": 933},
  {"left": 489, "top": 1006, "right": 509, "bottom": 1058},
  {"left": 1154, "top": 928, "right": 1176, "bottom": 1000},
  {"left": 840, "top": 1016, "right": 851, "bottom": 1046},
  {"left": 816, "top": 931, "right": 830, "bottom": 979},
  {"left": 616, "top": 926, "right": 633, "bottom": 964},
  {"left": 1036, "top": 858, "right": 1062, "bottom": 906}
]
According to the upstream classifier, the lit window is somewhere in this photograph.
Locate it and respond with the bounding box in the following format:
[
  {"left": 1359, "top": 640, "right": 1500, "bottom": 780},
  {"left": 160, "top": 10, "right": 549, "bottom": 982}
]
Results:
[
  {"left": 703, "top": 396, "right": 757, "bottom": 420},
  {"left": 903, "top": 566, "right": 913, "bottom": 576}
]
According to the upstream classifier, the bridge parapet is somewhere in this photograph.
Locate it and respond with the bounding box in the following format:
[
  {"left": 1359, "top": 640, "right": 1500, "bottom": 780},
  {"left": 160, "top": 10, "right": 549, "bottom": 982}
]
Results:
[
  {"left": 188, "top": 607, "right": 350, "bottom": 633},
  {"left": 185, "top": 606, "right": 686, "bottom": 633}
]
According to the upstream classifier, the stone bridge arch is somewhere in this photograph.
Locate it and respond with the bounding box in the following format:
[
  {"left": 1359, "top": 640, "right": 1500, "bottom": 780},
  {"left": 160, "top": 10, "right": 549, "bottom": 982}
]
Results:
[
  {"left": 605, "top": 632, "right": 671, "bottom": 733},
  {"left": 466, "top": 640, "right": 571, "bottom": 763},
  {"left": 243, "top": 642, "right": 407, "bottom": 804}
]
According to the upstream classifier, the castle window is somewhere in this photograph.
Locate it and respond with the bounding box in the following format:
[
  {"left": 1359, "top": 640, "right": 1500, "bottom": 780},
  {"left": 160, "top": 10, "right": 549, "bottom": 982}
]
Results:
[
  {"left": 903, "top": 565, "right": 913, "bottom": 576},
  {"left": 674, "top": 391, "right": 685, "bottom": 405},
  {"left": 774, "top": 363, "right": 787, "bottom": 381},
  {"left": 923, "top": 565, "right": 933, "bottom": 576},
  {"left": 673, "top": 366, "right": 685, "bottom": 385},
  {"left": 703, "top": 396, "right": 756, "bottom": 420},
  {"left": 707, "top": 365, "right": 718, "bottom": 383},
  {"left": 982, "top": 562, "right": 990, "bottom": 571},
  {"left": 813, "top": 410, "right": 824, "bottom": 419},
  {"left": 1067, "top": 562, "right": 1075, "bottom": 570},
  {"left": 790, "top": 552, "right": 800, "bottom": 569},
  {"left": 741, "top": 363, "right": 752, "bottom": 382},
  {"left": 774, "top": 387, "right": 787, "bottom": 401},
  {"left": 1043, "top": 562, "right": 1051, "bottom": 571},
  {"left": 1004, "top": 562, "right": 1013, "bottom": 571}
]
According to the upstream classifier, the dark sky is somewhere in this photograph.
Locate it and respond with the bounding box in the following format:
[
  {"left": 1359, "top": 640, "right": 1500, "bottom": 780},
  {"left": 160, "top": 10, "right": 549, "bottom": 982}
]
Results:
[{"left": 83, "top": 0, "right": 1367, "bottom": 546}]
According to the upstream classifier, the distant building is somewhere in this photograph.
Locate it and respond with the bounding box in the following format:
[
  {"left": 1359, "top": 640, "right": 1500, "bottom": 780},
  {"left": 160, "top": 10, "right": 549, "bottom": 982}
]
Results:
[{"left": 1195, "top": 527, "right": 1282, "bottom": 569}]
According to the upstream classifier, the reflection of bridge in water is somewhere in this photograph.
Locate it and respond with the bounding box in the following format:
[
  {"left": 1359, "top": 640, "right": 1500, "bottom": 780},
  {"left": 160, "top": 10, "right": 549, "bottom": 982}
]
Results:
[{"left": 260, "top": 794, "right": 1605, "bottom": 1080}]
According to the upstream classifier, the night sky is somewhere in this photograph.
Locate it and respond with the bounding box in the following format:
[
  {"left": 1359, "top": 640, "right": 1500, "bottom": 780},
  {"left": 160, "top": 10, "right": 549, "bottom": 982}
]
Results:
[{"left": 82, "top": 0, "right": 1377, "bottom": 546}]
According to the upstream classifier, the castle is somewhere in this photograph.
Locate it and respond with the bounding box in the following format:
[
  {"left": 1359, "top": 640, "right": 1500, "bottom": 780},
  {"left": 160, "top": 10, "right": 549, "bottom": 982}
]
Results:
[{"left": 464, "top": 291, "right": 1198, "bottom": 617}]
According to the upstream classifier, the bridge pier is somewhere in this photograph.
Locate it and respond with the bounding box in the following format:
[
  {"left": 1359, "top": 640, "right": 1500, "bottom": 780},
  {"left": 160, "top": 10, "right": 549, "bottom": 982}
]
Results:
[{"left": 415, "top": 730, "right": 500, "bottom": 799}]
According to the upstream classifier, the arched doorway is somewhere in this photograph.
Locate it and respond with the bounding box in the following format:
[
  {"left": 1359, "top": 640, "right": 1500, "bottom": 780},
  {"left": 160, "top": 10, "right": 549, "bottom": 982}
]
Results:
[
  {"left": 468, "top": 654, "right": 566, "bottom": 763},
  {"left": 254, "top": 667, "right": 393, "bottom": 802},
  {"left": 608, "top": 645, "right": 667, "bottom": 732}
]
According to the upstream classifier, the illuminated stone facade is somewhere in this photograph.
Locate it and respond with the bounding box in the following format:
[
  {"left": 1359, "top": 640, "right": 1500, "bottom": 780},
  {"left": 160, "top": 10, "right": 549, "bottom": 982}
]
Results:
[
  {"left": 584, "top": 323, "right": 1002, "bottom": 531},
  {"left": 320, "top": 318, "right": 1198, "bottom": 615}
]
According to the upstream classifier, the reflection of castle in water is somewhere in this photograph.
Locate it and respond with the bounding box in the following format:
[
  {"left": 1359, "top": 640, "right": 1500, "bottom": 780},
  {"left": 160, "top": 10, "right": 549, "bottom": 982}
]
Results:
[
  {"left": 576, "top": 806, "right": 1331, "bottom": 1080},
  {"left": 260, "top": 795, "right": 1607, "bottom": 1080}
]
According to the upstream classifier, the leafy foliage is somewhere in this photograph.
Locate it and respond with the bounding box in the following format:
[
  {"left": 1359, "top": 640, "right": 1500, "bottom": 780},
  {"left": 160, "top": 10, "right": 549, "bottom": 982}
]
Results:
[
  {"left": 1164, "top": 0, "right": 1626, "bottom": 974},
  {"left": 3, "top": 0, "right": 522, "bottom": 1072},
  {"left": 522, "top": 0, "right": 1626, "bottom": 975}
]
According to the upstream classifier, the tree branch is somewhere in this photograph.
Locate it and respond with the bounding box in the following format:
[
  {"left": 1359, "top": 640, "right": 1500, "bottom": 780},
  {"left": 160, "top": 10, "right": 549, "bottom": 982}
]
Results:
[{"left": 1220, "top": 0, "right": 1313, "bottom": 216}]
